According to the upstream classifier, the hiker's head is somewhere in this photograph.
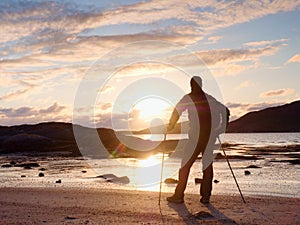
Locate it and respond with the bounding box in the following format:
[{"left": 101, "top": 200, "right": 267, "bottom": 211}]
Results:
[{"left": 190, "top": 76, "right": 202, "bottom": 93}]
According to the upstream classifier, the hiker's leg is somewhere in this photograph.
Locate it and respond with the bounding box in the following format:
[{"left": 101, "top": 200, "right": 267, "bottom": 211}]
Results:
[
  {"left": 200, "top": 163, "right": 213, "bottom": 197},
  {"left": 173, "top": 164, "right": 191, "bottom": 198},
  {"left": 174, "top": 144, "right": 201, "bottom": 198}
]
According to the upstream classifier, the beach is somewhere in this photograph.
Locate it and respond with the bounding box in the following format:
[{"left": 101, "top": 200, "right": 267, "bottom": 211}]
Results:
[
  {"left": 0, "top": 132, "right": 299, "bottom": 224},
  {"left": 0, "top": 187, "right": 299, "bottom": 225}
]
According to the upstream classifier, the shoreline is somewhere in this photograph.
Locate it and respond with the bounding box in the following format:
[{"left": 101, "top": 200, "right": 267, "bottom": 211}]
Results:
[
  {"left": 1, "top": 150, "right": 299, "bottom": 199},
  {"left": 0, "top": 187, "right": 299, "bottom": 224}
]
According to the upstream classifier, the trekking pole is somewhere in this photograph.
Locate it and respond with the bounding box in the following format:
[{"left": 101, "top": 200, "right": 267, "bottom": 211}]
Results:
[
  {"left": 217, "top": 136, "right": 246, "bottom": 204},
  {"left": 158, "top": 132, "right": 167, "bottom": 205}
]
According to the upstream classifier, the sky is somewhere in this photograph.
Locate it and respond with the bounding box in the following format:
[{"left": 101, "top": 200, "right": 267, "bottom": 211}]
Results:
[{"left": 1, "top": 0, "right": 300, "bottom": 130}]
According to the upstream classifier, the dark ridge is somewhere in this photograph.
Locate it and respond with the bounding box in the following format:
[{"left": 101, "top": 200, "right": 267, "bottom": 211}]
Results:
[{"left": 227, "top": 100, "right": 300, "bottom": 133}]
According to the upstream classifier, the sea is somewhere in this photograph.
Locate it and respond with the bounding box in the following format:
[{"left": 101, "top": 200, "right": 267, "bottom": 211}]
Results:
[{"left": 0, "top": 133, "right": 299, "bottom": 198}]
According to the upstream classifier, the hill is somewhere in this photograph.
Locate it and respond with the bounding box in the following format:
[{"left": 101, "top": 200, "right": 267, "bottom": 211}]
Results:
[
  {"left": 133, "top": 100, "right": 300, "bottom": 134},
  {"left": 227, "top": 100, "right": 300, "bottom": 133},
  {"left": 0, "top": 101, "right": 299, "bottom": 156},
  {"left": 0, "top": 122, "right": 177, "bottom": 157}
]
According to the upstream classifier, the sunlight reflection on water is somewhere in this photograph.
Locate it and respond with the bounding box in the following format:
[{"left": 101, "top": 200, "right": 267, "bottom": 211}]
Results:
[{"left": 0, "top": 133, "right": 299, "bottom": 198}]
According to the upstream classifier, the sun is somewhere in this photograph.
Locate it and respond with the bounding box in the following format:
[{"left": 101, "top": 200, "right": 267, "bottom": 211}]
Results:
[{"left": 134, "top": 97, "right": 170, "bottom": 120}]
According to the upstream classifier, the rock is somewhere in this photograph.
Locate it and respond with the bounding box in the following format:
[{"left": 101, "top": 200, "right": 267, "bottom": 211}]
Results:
[
  {"left": 1, "top": 164, "right": 12, "bottom": 168},
  {"left": 39, "top": 168, "right": 47, "bottom": 171},
  {"left": 38, "top": 172, "right": 44, "bottom": 177},
  {"left": 81, "top": 170, "right": 87, "bottom": 173},
  {"left": 56, "top": 179, "right": 62, "bottom": 183},
  {"left": 193, "top": 211, "right": 214, "bottom": 219},
  {"left": 10, "top": 160, "right": 17, "bottom": 165},
  {"left": 21, "top": 175, "right": 26, "bottom": 178},
  {"left": 23, "top": 166, "right": 32, "bottom": 170},
  {"left": 113, "top": 176, "right": 130, "bottom": 184},
  {"left": 215, "top": 153, "right": 224, "bottom": 159},
  {"left": 65, "top": 216, "right": 76, "bottom": 220},
  {"left": 246, "top": 165, "right": 261, "bottom": 169},
  {"left": 97, "top": 174, "right": 117, "bottom": 179},
  {"left": 288, "top": 159, "right": 300, "bottom": 165},
  {"left": 97, "top": 174, "right": 130, "bottom": 184},
  {"left": 16, "top": 162, "right": 40, "bottom": 168},
  {"left": 164, "top": 178, "right": 178, "bottom": 184},
  {"left": 244, "top": 170, "right": 251, "bottom": 175},
  {"left": 195, "top": 178, "right": 203, "bottom": 184},
  {"left": 214, "top": 179, "right": 219, "bottom": 183}
]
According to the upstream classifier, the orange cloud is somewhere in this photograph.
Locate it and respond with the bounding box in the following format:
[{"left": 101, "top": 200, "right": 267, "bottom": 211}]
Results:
[
  {"left": 286, "top": 54, "right": 300, "bottom": 64},
  {"left": 260, "top": 88, "right": 295, "bottom": 97}
]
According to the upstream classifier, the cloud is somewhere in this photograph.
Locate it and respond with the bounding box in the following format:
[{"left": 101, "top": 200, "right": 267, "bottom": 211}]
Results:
[
  {"left": 114, "top": 62, "right": 175, "bottom": 78},
  {"left": 99, "top": 85, "right": 114, "bottom": 94},
  {"left": 169, "top": 45, "right": 281, "bottom": 67},
  {"left": 235, "top": 81, "right": 254, "bottom": 90},
  {"left": 167, "top": 45, "right": 282, "bottom": 76},
  {"left": 0, "top": 102, "right": 66, "bottom": 118},
  {"left": 2, "top": 0, "right": 299, "bottom": 53},
  {"left": 260, "top": 88, "right": 295, "bottom": 97},
  {"left": 0, "top": 88, "right": 32, "bottom": 101},
  {"left": 1, "top": 0, "right": 299, "bottom": 126},
  {"left": 94, "top": 0, "right": 300, "bottom": 34},
  {"left": 207, "top": 36, "right": 223, "bottom": 44},
  {"left": 99, "top": 103, "right": 113, "bottom": 111},
  {"left": 0, "top": 81, "right": 37, "bottom": 101},
  {"left": 244, "top": 38, "right": 288, "bottom": 47},
  {"left": 0, "top": 57, "right": 54, "bottom": 70},
  {"left": 286, "top": 54, "right": 300, "bottom": 64},
  {"left": 199, "top": 46, "right": 281, "bottom": 65},
  {"left": 0, "top": 102, "right": 69, "bottom": 126},
  {"left": 0, "top": 1, "right": 295, "bottom": 78},
  {"left": 39, "top": 102, "right": 66, "bottom": 114}
]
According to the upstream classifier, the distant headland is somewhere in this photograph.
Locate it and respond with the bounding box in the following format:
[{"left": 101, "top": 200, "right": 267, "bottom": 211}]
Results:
[{"left": 0, "top": 100, "right": 299, "bottom": 156}]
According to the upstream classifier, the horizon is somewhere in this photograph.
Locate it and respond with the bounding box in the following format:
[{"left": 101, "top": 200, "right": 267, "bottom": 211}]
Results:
[
  {"left": 1, "top": 98, "right": 299, "bottom": 131},
  {"left": 1, "top": 1, "right": 300, "bottom": 130}
]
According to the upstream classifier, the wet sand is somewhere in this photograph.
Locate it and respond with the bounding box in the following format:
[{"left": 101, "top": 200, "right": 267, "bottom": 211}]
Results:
[{"left": 0, "top": 187, "right": 299, "bottom": 225}]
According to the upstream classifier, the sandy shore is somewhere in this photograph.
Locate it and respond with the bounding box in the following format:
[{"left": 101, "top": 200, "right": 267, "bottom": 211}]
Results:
[{"left": 0, "top": 187, "right": 299, "bottom": 225}]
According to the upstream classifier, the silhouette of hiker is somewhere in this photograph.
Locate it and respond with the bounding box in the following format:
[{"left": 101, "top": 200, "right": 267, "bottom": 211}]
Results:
[{"left": 166, "top": 76, "right": 230, "bottom": 204}]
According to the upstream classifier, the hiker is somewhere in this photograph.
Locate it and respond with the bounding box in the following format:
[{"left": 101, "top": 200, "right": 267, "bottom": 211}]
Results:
[{"left": 166, "top": 76, "right": 230, "bottom": 204}]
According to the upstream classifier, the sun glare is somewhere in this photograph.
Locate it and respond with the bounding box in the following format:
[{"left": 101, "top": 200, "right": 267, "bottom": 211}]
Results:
[
  {"left": 134, "top": 97, "right": 170, "bottom": 120},
  {"left": 138, "top": 155, "right": 160, "bottom": 167}
]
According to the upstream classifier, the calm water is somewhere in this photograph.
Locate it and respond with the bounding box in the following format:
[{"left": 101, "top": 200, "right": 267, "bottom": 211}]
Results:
[
  {"left": 0, "top": 133, "right": 299, "bottom": 198},
  {"left": 220, "top": 132, "right": 300, "bottom": 146},
  {"left": 134, "top": 132, "right": 300, "bottom": 146}
]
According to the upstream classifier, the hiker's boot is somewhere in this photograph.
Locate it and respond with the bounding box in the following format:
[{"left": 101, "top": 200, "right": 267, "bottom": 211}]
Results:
[
  {"left": 200, "top": 196, "right": 210, "bottom": 204},
  {"left": 166, "top": 195, "right": 184, "bottom": 203}
]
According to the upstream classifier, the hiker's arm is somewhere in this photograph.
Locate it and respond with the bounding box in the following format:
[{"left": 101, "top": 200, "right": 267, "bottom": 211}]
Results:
[
  {"left": 225, "top": 107, "right": 230, "bottom": 125},
  {"left": 168, "top": 109, "right": 180, "bottom": 131},
  {"left": 167, "top": 96, "right": 188, "bottom": 131}
]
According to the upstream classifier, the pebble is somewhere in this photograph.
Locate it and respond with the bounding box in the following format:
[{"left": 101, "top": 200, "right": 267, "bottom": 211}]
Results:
[
  {"left": 38, "top": 172, "right": 44, "bottom": 177},
  {"left": 246, "top": 165, "right": 261, "bottom": 169},
  {"left": 10, "top": 160, "right": 17, "bottom": 165},
  {"left": 164, "top": 178, "right": 178, "bottom": 184},
  {"left": 244, "top": 170, "right": 251, "bottom": 175}
]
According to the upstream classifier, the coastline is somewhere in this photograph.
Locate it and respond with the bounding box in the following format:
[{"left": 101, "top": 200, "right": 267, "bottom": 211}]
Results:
[
  {"left": 0, "top": 187, "right": 299, "bottom": 225},
  {"left": 0, "top": 132, "right": 299, "bottom": 224}
]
